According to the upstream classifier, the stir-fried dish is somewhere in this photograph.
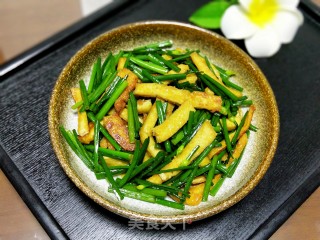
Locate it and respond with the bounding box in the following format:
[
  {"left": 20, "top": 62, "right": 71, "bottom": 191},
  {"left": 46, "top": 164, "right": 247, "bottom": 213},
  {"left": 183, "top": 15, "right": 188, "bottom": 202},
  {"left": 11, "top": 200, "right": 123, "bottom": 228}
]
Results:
[{"left": 60, "top": 40, "right": 257, "bottom": 210}]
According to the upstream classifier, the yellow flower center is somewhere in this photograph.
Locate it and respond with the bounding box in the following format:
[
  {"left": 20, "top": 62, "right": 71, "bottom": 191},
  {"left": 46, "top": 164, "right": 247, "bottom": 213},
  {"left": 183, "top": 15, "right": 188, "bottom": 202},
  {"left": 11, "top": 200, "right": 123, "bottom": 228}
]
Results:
[{"left": 248, "top": 0, "right": 279, "bottom": 27}]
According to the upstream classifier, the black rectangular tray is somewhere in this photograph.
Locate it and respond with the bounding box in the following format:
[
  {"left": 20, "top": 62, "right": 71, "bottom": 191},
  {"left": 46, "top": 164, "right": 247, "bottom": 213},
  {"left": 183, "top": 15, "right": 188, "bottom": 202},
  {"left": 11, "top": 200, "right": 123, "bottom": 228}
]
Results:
[{"left": 1, "top": 0, "right": 319, "bottom": 239}]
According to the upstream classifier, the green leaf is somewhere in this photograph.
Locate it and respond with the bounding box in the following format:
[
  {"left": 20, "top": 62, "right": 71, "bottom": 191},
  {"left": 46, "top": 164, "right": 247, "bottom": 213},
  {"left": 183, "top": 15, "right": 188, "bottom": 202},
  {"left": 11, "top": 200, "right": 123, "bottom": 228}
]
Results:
[{"left": 189, "top": 1, "right": 232, "bottom": 29}]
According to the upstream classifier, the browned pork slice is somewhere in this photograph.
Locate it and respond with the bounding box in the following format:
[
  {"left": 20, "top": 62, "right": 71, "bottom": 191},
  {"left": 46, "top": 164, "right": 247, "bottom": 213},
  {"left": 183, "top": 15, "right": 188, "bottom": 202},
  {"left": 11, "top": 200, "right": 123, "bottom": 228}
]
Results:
[{"left": 102, "top": 114, "right": 135, "bottom": 151}]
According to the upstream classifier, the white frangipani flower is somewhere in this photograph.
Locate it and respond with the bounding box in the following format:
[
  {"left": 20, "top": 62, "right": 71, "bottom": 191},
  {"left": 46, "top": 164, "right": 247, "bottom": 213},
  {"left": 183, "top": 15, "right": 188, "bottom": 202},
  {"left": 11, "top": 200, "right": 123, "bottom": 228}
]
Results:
[{"left": 221, "top": 0, "right": 304, "bottom": 58}]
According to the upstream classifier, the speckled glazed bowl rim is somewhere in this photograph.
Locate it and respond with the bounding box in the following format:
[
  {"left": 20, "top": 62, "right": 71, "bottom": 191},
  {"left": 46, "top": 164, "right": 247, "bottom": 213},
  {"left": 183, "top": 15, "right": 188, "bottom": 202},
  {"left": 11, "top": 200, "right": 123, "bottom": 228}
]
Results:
[{"left": 49, "top": 21, "right": 279, "bottom": 223}]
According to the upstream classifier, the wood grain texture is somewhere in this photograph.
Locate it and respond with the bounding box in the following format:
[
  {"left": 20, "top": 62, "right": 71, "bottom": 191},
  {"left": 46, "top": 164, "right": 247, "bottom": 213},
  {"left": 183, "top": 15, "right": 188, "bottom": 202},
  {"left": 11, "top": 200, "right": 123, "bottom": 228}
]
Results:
[
  {"left": 0, "top": 170, "right": 50, "bottom": 240},
  {"left": 270, "top": 188, "right": 320, "bottom": 240},
  {"left": 312, "top": 0, "right": 320, "bottom": 7},
  {"left": 0, "top": 0, "right": 81, "bottom": 62},
  {"left": 0, "top": 0, "right": 319, "bottom": 239}
]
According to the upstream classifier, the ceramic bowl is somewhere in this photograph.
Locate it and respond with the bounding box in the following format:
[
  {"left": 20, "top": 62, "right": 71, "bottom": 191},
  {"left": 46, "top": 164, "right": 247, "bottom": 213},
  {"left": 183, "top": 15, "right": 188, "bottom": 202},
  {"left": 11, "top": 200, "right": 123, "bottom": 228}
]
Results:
[{"left": 49, "top": 21, "right": 279, "bottom": 223}]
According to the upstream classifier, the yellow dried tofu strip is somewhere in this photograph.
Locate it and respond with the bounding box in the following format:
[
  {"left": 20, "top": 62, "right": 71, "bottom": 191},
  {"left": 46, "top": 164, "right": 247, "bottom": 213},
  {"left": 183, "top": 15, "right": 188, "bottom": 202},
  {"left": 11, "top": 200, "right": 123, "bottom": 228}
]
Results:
[
  {"left": 78, "top": 122, "right": 94, "bottom": 144},
  {"left": 185, "top": 134, "right": 248, "bottom": 206},
  {"left": 139, "top": 102, "right": 161, "bottom": 157},
  {"left": 139, "top": 103, "right": 158, "bottom": 140},
  {"left": 134, "top": 83, "right": 189, "bottom": 104},
  {"left": 240, "top": 105, "right": 256, "bottom": 136},
  {"left": 134, "top": 83, "right": 222, "bottom": 112},
  {"left": 192, "top": 175, "right": 206, "bottom": 185},
  {"left": 226, "top": 133, "right": 248, "bottom": 168},
  {"left": 208, "top": 105, "right": 255, "bottom": 159},
  {"left": 184, "top": 183, "right": 205, "bottom": 206},
  {"left": 147, "top": 120, "right": 216, "bottom": 184},
  {"left": 114, "top": 68, "right": 138, "bottom": 113},
  {"left": 137, "top": 99, "right": 152, "bottom": 114},
  {"left": 117, "top": 57, "right": 127, "bottom": 70},
  {"left": 153, "top": 100, "right": 195, "bottom": 143},
  {"left": 142, "top": 152, "right": 152, "bottom": 163},
  {"left": 208, "top": 140, "right": 228, "bottom": 159},
  {"left": 189, "top": 91, "right": 221, "bottom": 112},
  {"left": 71, "top": 88, "right": 89, "bottom": 136},
  {"left": 119, "top": 108, "right": 128, "bottom": 121},
  {"left": 199, "top": 156, "right": 210, "bottom": 167},
  {"left": 167, "top": 64, "right": 189, "bottom": 74},
  {"left": 185, "top": 174, "right": 221, "bottom": 206},
  {"left": 103, "top": 156, "right": 128, "bottom": 167},
  {"left": 166, "top": 102, "right": 175, "bottom": 116},
  {"left": 190, "top": 52, "right": 242, "bottom": 98},
  {"left": 178, "top": 73, "right": 197, "bottom": 84},
  {"left": 225, "top": 116, "right": 241, "bottom": 131}
]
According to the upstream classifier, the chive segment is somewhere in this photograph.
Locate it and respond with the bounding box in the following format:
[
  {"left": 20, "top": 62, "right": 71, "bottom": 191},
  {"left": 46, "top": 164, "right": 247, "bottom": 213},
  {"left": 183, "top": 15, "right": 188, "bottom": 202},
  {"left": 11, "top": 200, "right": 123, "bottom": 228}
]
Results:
[
  {"left": 96, "top": 80, "right": 128, "bottom": 120},
  {"left": 100, "top": 155, "right": 124, "bottom": 200},
  {"left": 202, "top": 150, "right": 226, "bottom": 201},
  {"left": 129, "top": 56, "right": 168, "bottom": 75}
]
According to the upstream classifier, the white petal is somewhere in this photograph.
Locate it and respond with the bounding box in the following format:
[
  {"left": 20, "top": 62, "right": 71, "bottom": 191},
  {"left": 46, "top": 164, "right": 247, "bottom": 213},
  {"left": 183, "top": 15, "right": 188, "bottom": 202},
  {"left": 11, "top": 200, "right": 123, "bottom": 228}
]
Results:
[
  {"left": 277, "top": 0, "right": 300, "bottom": 8},
  {"left": 239, "top": 0, "right": 300, "bottom": 11},
  {"left": 221, "top": 6, "right": 258, "bottom": 39},
  {"left": 271, "top": 9, "right": 304, "bottom": 43},
  {"left": 245, "top": 26, "right": 281, "bottom": 58},
  {"left": 238, "top": 0, "right": 251, "bottom": 11}
]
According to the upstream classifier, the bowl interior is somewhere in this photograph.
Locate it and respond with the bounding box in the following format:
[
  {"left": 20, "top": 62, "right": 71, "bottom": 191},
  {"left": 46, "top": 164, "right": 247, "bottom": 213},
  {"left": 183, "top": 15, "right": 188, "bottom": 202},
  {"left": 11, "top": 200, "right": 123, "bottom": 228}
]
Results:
[{"left": 49, "top": 21, "right": 279, "bottom": 223}]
